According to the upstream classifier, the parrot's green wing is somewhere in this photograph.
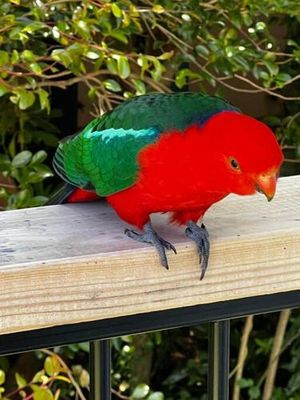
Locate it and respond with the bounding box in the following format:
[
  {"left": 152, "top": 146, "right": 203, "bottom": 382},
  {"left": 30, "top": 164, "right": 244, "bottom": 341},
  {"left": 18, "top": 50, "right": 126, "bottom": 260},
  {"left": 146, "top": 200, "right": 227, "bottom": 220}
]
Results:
[
  {"left": 54, "top": 125, "right": 159, "bottom": 196},
  {"left": 53, "top": 92, "right": 239, "bottom": 196}
]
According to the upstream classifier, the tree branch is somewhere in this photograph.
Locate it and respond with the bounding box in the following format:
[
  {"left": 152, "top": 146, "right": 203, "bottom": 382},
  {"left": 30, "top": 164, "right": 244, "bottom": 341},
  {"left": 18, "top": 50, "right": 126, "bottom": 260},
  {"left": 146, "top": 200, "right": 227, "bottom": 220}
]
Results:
[
  {"left": 262, "top": 309, "right": 291, "bottom": 400},
  {"left": 232, "top": 316, "right": 254, "bottom": 400}
]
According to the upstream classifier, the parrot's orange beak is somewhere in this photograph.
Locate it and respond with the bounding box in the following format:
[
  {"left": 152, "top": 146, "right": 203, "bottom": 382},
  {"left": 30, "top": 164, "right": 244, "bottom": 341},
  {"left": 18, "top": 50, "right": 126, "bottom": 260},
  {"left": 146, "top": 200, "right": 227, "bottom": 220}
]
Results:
[{"left": 255, "top": 171, "right": 278, "bottom": 201}]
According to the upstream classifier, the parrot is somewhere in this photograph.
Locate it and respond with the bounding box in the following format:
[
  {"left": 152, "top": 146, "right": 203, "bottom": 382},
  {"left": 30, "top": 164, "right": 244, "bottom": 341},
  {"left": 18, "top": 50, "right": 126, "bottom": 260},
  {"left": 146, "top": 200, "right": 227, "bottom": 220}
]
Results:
[{"left": 51, "top": 92, "right": 283, "bottom": 279}]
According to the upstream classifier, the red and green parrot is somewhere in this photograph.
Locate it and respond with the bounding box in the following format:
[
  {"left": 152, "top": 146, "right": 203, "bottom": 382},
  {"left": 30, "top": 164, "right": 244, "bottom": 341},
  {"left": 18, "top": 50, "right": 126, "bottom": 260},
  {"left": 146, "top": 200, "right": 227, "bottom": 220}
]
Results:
[{"left": 51, "top": 92, "right": 283, "bottom": 279}]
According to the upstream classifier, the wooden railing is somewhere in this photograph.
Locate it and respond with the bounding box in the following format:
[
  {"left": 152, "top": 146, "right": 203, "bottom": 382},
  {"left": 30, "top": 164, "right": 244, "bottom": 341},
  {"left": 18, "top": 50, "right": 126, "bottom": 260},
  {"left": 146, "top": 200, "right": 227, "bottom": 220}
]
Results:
[{"left": 1, "top": 175, "right": 300, "bottom": 400}]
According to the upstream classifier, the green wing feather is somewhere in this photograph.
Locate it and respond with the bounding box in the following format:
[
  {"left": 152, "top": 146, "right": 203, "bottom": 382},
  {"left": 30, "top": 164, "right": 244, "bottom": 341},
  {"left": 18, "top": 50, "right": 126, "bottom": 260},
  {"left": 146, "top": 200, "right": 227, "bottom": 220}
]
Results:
[
  {"left": 90, "top": 92, "right": 238, "bottom": 131},
  {"left": 53, "top": 92, "right": 239, "bottom": 196}
]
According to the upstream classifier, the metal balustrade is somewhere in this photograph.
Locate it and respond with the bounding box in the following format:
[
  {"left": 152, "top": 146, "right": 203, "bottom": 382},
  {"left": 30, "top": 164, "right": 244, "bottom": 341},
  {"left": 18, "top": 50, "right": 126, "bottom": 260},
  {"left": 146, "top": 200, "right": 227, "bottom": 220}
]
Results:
[{"left": 1, "top": 175, "right": 300, "bottom": 400}]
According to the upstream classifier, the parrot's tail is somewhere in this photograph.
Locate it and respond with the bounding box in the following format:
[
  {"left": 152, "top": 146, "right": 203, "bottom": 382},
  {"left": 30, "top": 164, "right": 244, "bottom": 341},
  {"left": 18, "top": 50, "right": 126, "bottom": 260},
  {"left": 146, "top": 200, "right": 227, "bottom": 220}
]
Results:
[
  {"left": 47, "top": 183, "right": 100, "bottom": 205},
  {"left": 46, "top": 183, "right": 75, "bottom": 205}
]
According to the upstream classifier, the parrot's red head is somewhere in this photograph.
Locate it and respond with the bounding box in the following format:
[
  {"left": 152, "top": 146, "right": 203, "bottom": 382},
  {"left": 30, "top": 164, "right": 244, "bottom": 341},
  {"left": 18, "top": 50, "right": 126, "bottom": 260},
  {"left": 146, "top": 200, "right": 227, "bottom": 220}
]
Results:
[{"left": 202, "top": 111, "right": 284, "bottom": 200}]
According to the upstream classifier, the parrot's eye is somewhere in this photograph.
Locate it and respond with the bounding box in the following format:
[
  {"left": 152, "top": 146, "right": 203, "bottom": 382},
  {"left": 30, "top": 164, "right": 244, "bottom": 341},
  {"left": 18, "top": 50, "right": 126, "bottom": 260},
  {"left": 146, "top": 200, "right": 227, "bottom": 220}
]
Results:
[{"left": 230, "top": 158, "right": 240, "bottom": 170}]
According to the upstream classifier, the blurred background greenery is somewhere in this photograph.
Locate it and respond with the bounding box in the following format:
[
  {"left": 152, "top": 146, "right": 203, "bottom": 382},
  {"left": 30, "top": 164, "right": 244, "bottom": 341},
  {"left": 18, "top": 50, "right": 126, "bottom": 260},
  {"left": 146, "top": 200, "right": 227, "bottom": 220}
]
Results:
[{"left": 0, "top": 0, "right": 299, "bottom": 399}]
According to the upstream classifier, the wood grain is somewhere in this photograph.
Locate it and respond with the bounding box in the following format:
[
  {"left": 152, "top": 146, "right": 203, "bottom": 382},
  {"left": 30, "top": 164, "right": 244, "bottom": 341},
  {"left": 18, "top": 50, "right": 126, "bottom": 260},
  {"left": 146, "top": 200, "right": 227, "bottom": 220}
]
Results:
[{"left": 0, "top": 176, "right": 300, "bottom": 335}]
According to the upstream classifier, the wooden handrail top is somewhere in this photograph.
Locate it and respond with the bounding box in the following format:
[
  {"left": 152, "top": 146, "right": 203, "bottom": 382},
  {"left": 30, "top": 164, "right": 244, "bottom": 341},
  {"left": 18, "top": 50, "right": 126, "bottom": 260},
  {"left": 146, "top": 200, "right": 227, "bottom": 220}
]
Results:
[{"left": 0, "top": 175, "right": 300, "bottom": 335}]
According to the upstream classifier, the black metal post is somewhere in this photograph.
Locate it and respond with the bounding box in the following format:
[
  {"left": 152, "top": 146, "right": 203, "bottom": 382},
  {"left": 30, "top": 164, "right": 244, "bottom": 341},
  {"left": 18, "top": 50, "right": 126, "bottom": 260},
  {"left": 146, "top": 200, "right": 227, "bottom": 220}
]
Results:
[
  {"left": 208, "top": 320, "right": 230, "bottom": 400},
  {"left": 90, "top": 340, "right": 111, "bottom": 400}
]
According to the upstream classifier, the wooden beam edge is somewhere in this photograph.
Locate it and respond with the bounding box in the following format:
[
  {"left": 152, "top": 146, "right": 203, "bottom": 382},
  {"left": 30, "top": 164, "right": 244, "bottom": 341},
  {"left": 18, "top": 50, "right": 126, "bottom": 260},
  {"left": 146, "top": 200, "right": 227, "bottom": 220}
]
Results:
[{"left": 1, "top": 226, "right": 300, "bottom": 335}]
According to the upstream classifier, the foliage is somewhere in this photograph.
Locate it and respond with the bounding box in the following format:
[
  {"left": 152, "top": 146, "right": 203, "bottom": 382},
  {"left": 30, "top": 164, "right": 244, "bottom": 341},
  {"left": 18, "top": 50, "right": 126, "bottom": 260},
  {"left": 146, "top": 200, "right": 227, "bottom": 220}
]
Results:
[
  {"left": 2, "top": 314, "right": 300, "bottom": 399},
  {"left": 0, "top": 97, "right": 59, "bottom": 208},
  {"left": 0, "top": 0, "right": 300, "bottom": 107},
  {"left": 0, "top": 350, "right": 88, "bottom": 400},
  {"left": 0, "top": 149, "right": 53, "bottom": 209}
]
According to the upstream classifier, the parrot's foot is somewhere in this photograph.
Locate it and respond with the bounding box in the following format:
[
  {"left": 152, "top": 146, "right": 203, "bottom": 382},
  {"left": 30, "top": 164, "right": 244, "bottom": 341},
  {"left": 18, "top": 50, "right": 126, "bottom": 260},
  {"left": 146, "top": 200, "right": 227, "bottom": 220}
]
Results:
[
  {"left": 185, "top": 221, "right": 210, "bottom": 280},
  {"left": 125, "top": 221, "right": 177, "bottom": 270}
]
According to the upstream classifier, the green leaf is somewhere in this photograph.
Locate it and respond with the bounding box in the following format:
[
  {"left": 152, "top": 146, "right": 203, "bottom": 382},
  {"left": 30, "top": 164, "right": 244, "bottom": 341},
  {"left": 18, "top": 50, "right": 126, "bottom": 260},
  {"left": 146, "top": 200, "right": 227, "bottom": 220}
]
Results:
[
  {"left": 175, "top": 68, "right": 200, "bottom": 89},
  {"left": 53, "top": 375, "right": 71, "bottom": 384},
  {"left": 106, "top": 57, "right": 118, "bottom": 75},
  {"left": 0, "top": 188, "right": 8, "bottom": 200},
  {"left": 233, "top": 55, "right": 250, "bottom": 72},
  {"left": 21, "top": 50, "right": 37, "bottom": 62},
  {"left": 0, "top": 50, "right": 9, "bottom": 66},
  {"left": 241, "top": 12, "right": 252, "bottom": 27},
  {"left": 0, "top": 155, "right": 10, "bottom": 170},
  {"left": 22, "top": 21, "right": 45, "bottom": 34},
  {"left": 8, "top": 136, "right": 16, "bottom": 158},
  {"left": 103, "top": 79, "right": 122, "bottom": 92},
  {"left": 249, "top": 386, "right": 260, "bottom": 399},
  {"left": 115, "top": 55, "right": 130, "bottom": 79},
  {"left": 111, "top": 3, "right": 122, "bottom": 18},
  {"left": 0, "top": 370, "right": 5, "bottom": 385},
  {"left": 231, "top": 13, "right": 242, "bottom": 29},
  {"left": 225, "top": 28, "right": 238, "bottom": 40},
  {"left": 27, "top": 169, "right": 53, "bottom": 183},
  {"left": 257, "top": 70, "right": 269, "bottom": 80},
  {"left": 255, "top": 21, "right": 266, "bottom": 31},
  {"left": 132, "top": 79, "right": 146, "bottom": 95},
  {"left": 76, "top": 20, "right": 91, "bottom": 40},
  {"left": 28, "top": 196, "right": 48, "bottom": 206},
  {"left": 12, "top": 151, "right": 32, "bottom": 168},
  {"left": 287, "top": 39, "right": 299, "bottom": 48},
  {"left": 30, "top": 62, "right": 42, "bottom": 75},
  {"left": 51, "top": 49, "right": 73, "bottom": 67},
  {"left": 15, "top": 373, "right": 27, "bottom": 388},
  {"left": 157, "top": 51, "right": 174, "bottom": 60},
  {"left": 150, "top": 58, "right": 165, "bottom": 81},
  {"left": 137, "top": 55, "right": 147, "bottom": 68},
  {"left": 17, "top": 189, "right": 31, "bottom": 206},
  {"left": 18, "top": 90, "right": 35, "bottom": 110},
  {"left": 238, "top": 378, "right": 254, "bottom": 388},
  {"left": 110, "top": 30, "right": 128, "bottom": 44},
  {"left": 88, "top": 87, "right": 97, "bottom": 100},
  {"left": 72, "top": 365, "right": 83, "bottom": 376},
  {"left": 33, "top": 387, "right": 54, "bottom": 400},
  {"left": 79, "top": 369, "right": 89, "bottom": 388},
  {"left": 276, "top": 72, "right": 292, "bottom": 83},
  {"left": 263, "top": 60, "right": 279, "bottom": 76},
  {"left": 11, "top": 49, "right": 20, "bottom": 64},
  {"left": 78, "top": 342, "right": 89, "bottom": 352},
  {"left": 0, "top": 83, "right": 9, "bottom": 97},
  {"left": 30, "top": 150, "right": 47, "bottom": 166},
  {"left": 38, "top": 89, "right": 50, "bottom": 113},
  {"left": 132, "top": 384, "right": 150, "bottom": 399},
  {"left": 85, "top": 51, "right": 100, "bottom": 60},
  {"left": 10, "top": 94, "right": 19, "bottom": 105},
  {"left": 152, "top": 4, "right": 165, "bottom": 13},
  {"left": 44, "top": 355, "right": 61, "bottom": 376},
  {"left": 195, "top": 45, "right": 210, "bottom": 57},
  {"left": 293, "top": 50, "right": 300, "bottom": 63},
  {"left": 32, "top": 370, "right": 46, "bottom": 383},
  {"left": 148, "top": 392, "right": 164, "bottom": 400}
]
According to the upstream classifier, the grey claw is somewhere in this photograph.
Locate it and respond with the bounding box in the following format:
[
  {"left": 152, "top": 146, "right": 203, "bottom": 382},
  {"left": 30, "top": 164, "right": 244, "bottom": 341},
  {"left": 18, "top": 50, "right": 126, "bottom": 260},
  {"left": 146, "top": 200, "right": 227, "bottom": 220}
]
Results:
[
  {"left": 160, "top": 238, "right": 177, "bottom": 254},
  {"left": 125, "top": 222, "right": 176, "bottom": 270},
  {"left": 185, "top": 221, "right": 210, "bottom": 280}
]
